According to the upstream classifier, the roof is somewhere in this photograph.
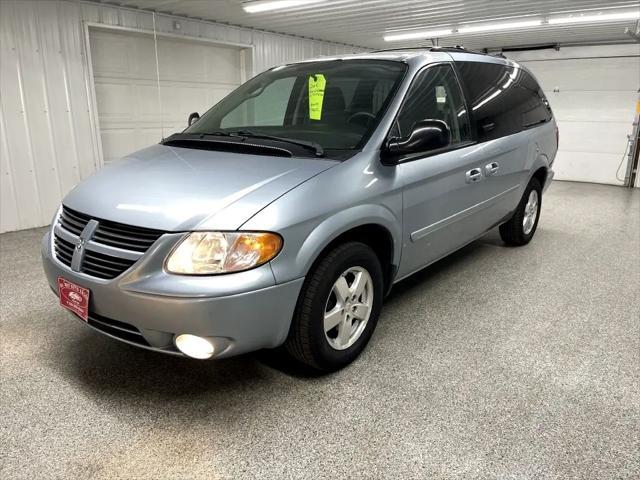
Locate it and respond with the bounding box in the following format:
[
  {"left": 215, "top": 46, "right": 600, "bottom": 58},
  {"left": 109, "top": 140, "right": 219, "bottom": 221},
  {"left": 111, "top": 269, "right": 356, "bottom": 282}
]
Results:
[{"left": 279, "top": 46, "right": 511, "bottom": 68}]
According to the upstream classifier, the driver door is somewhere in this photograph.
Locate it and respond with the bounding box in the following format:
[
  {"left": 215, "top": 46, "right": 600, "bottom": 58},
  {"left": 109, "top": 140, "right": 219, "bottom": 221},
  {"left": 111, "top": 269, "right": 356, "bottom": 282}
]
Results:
[{"left": 394, "top": 63, "right": 491, "bottom": 279}]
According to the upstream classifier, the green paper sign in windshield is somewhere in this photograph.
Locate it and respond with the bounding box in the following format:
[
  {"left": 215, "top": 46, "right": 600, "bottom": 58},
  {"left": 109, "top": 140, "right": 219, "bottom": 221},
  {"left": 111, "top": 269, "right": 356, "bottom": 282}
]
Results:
[{"left": 308, "top": 74, "right": 326, "bottom": 120}]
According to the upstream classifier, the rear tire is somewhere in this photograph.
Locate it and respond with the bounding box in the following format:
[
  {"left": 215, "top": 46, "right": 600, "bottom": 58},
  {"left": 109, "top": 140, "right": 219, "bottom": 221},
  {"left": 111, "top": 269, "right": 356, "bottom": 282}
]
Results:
[
  {"left": 499, "top": 177, "right": 542, "bottom": 246},
  {"left": 284, "top": 242, "right": 383, "bottom": 372}
]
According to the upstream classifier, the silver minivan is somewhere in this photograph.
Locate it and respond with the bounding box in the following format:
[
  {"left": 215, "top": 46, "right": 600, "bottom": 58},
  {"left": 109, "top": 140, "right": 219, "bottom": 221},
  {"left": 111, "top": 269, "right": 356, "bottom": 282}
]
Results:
[{"left": 42, "top": 47, "right": 557, "bottom": 371}]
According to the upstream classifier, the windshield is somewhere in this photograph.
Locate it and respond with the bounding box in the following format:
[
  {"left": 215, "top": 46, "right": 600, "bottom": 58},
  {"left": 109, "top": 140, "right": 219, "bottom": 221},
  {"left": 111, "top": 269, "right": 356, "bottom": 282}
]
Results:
[{"left": 184, "top": 60, "right": 407, "bottom": 156}]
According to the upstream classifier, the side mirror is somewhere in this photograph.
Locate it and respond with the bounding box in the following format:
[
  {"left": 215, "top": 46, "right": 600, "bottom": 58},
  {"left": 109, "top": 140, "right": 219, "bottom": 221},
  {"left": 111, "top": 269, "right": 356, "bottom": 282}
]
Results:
[
  {"left": 384, "top": 119, "right": 451, "bottom": 159},
  {"left": 188, "top": 112, "right": 200, "bottom": 126}
]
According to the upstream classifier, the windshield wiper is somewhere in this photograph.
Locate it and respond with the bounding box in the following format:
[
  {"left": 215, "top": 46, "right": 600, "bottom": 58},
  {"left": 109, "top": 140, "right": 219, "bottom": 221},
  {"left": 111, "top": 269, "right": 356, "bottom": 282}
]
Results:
[
  {"left": 193, "top": 131, "right": 238, "bottom": 138},
  {"left": 231, "top": 130, "right": 324, "bottom": 157}
]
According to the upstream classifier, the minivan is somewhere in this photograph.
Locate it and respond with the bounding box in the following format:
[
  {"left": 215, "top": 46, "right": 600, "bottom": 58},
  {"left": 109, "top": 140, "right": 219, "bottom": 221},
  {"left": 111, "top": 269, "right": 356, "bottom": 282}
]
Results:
[{"left": 42, "top": 47, "right": 557, "bottom": 371}]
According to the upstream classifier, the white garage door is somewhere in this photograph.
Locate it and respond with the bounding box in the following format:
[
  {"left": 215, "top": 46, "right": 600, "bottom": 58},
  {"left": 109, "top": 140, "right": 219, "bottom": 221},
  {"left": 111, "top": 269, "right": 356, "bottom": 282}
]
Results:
[
  {"left": 89, "top": 29, "right": 244, "bottom": 164},
  {"left": 509, "top": 45, "right": 639, "bottom": 186}
]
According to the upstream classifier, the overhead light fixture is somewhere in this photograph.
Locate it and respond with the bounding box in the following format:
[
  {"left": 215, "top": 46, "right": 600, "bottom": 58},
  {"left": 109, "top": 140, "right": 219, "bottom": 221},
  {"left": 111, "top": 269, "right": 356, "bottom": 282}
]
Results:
[
  {"left": 384, "top": 29, "right": 453, "bottom": 42},
  {"left": 459, "top": 19, "right": 542, "bottom": 34},
  {"left": 548, "top": 10, "right": 640, "bottom": 25},
  {"left": 243, "top": 0, "right": 325, "bottom": 13}
]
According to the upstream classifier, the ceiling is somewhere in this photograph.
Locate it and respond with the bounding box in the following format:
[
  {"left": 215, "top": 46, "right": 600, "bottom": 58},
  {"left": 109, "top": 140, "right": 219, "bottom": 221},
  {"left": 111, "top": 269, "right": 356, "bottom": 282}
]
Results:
[{"left": 97, "top": 0, "right": 640, "bottom": 50}]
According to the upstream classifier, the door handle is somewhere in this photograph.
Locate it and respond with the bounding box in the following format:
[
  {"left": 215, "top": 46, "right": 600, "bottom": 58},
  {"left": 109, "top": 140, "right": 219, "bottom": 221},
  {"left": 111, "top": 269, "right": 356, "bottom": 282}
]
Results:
[
  {"left": 465, "top": 168, "right": 483, "bottom": 184},
  {"left": 485, "top": 162, "right": 499, "bottom": 176}
]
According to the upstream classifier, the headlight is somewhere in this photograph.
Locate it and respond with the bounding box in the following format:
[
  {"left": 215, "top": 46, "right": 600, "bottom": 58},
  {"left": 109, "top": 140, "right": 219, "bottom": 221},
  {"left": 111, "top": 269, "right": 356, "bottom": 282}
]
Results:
[{"left": 165, "top": 232, "right": 282, "bottom": 275}]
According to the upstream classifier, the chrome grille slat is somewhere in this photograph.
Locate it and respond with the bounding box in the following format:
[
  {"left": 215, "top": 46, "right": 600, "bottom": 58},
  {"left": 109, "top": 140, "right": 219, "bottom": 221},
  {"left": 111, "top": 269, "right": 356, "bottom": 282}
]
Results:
[
  {"left": 60, "top": 215, "right": 86, "bottom": 230},
  {"left": 91, "top": 233, "right": 152, "bottom": 252},
  {"left": 82, "top": 259, "right": 126, "bottom": 273},
  {"left": 59, "top": 207, "right": 90, "bottom": 236},
  {"left": 54, "top": 206, "right": 166, "bottom": 280},
  {"left": 84, "top": 251, "right": 134, "bottom": 268},
  {"left": 97, "top": 223, "right": 161, "bottom": 238},
  {"left": 55, "top": 247, "right": 74, "bottom": 257},
  {"left": 59, "top": 220, "right": 83, "bottom": 236},
  {"left": 63, "top": 208, "right": 91, "bottom": 223},
  {"left": 54, "top": 249, "right": 72, "bottom": 264},
  {"left": 54, "top": 235, "right": 74, "bottom": 267},
  {"left": 93, "top": 228, "right": 157, "bottom": 243}
]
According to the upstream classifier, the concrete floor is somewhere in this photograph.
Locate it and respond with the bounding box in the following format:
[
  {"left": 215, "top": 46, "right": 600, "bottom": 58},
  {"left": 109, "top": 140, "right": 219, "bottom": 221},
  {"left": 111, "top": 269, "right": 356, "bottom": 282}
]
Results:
[{"left": 1, "top": 181, "right": 639, "bottom": 479}]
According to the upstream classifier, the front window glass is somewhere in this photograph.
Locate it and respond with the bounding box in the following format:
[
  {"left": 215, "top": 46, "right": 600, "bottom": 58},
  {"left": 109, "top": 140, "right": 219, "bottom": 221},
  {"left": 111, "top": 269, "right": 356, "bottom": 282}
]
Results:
[
  {"left": 396, "top": 64, "right": 470, "bottom": 145},
  {"left": 185, "top": 60, "right": 407, "bottom": 154}
]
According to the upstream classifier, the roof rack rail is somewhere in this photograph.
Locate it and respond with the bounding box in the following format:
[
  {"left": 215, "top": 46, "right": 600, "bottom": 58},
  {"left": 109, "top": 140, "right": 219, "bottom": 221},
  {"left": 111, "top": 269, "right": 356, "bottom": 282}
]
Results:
[{"left": 372, "top": 45, "right": 489, "bottom": 56}]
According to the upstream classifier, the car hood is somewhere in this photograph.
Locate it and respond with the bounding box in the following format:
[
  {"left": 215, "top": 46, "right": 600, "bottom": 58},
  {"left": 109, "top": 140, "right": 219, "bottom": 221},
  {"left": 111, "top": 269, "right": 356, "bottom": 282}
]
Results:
[{"left": 63, "top": 144, "right": 337, "bottom": 231}]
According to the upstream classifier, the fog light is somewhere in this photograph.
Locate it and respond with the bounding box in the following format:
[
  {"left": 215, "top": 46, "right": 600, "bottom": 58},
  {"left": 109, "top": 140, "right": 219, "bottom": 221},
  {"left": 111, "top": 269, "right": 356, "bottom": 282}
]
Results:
[{"left": 175, "top": 334, "right": 214, "bottom": 359}]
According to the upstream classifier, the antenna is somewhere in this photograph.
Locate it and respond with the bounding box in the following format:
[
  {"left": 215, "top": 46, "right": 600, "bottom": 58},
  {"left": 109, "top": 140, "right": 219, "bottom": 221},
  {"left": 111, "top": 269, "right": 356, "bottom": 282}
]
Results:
[{"left": 152, "top": 12, "right": 165, "bottom": 140}]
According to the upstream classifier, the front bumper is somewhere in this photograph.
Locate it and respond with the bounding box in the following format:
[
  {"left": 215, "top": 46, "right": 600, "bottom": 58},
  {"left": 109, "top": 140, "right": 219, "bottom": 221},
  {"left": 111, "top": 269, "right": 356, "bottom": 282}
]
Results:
[{"left": 42, "top": 231, "right": 304, "bottom": 359}]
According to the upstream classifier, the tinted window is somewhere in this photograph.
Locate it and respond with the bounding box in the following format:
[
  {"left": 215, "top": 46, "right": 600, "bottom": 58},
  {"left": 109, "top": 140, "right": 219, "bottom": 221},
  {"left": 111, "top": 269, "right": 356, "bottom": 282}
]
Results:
[
  {"left": 396, "top": 64, "right": 470, "bottom": 145},
  {"left": 520, "top": 71, "right": 553, "bottom": 128},
  {"left": 457, "top": 61, "right": 551, "bottom": 142}
]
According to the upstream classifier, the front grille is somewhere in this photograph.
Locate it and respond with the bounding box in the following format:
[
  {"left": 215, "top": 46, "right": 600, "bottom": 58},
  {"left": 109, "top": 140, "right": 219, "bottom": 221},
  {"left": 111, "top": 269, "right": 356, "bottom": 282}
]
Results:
[
  {"left": 54, "top": 206, "right": 166, "bottom": 280},
  {"left": 54, "top": 235, "right": 74, "bottom": 267},
  {"left": 81, "top": 249, "right": 136, "bottom": 280},
  {"left": 59, "top": 206, "right": 89, "bottom": 235},
  {"left": 87, "top": 312, "right": 150, "bottom": 346},
  {"left": 62, "top": 206, "right": 164, "bottom": 252}
]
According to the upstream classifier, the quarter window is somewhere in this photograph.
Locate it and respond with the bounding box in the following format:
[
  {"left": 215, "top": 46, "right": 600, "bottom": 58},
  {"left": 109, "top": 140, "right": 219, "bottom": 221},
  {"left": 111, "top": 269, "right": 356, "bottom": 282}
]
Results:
[
  {"left": 520, "top": 71, "right": 553, "bottom": 128},
  {"left": 396, "top": 64, "right": 470, "bottom": 146}
]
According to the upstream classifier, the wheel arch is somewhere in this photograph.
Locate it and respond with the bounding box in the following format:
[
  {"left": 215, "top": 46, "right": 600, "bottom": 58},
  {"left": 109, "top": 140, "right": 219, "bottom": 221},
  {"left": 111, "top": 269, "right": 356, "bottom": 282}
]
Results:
[
  {"left": 294, "top": 206, "right": 401, "bottom": 294},
  {"left": 531, "top": 165, "right": 549, "bottom": 190}
]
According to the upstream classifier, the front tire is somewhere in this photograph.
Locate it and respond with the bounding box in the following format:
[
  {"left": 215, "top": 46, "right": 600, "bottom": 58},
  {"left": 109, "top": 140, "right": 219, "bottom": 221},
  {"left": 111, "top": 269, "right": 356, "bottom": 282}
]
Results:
[
  {"left": 499, "top": 177, "right": 542, "bottom": 246},
  {"left": 284, "top": 242, "right": 384, "bottom": 372}
]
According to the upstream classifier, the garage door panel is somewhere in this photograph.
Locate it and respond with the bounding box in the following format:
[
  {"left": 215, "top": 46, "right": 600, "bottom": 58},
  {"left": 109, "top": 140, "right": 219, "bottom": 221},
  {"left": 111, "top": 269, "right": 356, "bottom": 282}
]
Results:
[
  {"left": 100, "top": 129, "right": 137, "bottom": 163},
  {"left": 95, "top": 82, "right": 134, "bottom": 118},
  {"left": 204, "top": 48, "right": 242, "bottom": 84},
  {"left": 519, "top": 52, "right": 638, "bottom": 185},
  {"left": 90, "top": 28, "right": 242, "bottom": 164},
  {"left": 130, "top": 38, "right": 160, "bottom": 80},
  {"left": 139, "top": 127, "right": 165, "bottom": 148},
  {"left": 133, "top": 83, "right": 162, "bottom": 119},
  {"left": 554, "top": 151, "right": 626, "bottom": 185},
  {"left": 90, "top": 32, "right": 129, "bottom": 76},
  {"left": 166, "top": 86, "right": 211, "bottom": 124},
  {"left": 557, "top": 121, "right": 630, "bottom": 155},
  {"left": 157, "top": 39, "right": 240, "bottom": 85},
  {"left": 548, "top": 91, "right": 637, "bottom": 123},
  {"left": 159, "top": 40, "right": 208, "bottom": 81},
  {"left": 525, "top": 58, "right": 638, "bottom": 91}
]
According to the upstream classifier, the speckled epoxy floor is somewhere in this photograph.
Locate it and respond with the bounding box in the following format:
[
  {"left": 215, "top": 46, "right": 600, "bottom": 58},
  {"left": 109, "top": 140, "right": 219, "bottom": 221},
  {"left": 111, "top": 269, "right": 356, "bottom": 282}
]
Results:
[{"left": 1, "top": 181, "right": 639, "bottom": 479}]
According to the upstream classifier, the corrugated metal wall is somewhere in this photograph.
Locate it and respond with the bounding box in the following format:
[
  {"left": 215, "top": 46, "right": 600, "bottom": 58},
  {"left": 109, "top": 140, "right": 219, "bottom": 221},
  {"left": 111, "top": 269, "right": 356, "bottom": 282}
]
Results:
[{"left": 0, "top": 0, "right": 366, "bottom": 233}]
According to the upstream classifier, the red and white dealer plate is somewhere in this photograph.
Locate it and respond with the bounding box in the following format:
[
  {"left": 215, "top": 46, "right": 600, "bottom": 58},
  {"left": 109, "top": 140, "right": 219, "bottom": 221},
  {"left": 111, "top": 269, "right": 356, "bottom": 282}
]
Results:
[{"left": 57, "top": 276, "right": 90, "bottom": 321}]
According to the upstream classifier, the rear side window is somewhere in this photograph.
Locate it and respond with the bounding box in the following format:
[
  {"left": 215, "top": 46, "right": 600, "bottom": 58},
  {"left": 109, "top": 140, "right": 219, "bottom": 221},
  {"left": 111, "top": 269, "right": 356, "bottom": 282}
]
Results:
[{"left": 457, "top": 61, "right": 551, "bottom": 142}]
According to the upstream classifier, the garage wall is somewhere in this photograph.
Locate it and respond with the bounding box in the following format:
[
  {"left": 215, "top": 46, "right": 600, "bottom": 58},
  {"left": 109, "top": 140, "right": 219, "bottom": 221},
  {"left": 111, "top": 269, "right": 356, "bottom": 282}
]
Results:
[
  {"left": 0, "top": 0, "right": 365, "bottom": 233},
  {"left": 90, "top": 29, "right": 245, "bottom": 164},
  {"left": 506, "top": 44, "right": 640, "bottom": 186}
]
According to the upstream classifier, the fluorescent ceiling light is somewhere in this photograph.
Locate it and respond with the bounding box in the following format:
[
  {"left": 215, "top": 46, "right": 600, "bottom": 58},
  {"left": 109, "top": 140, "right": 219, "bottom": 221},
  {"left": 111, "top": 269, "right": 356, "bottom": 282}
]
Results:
[
  {"left": 548, "top": 10, "right": 640, "bottom": 25},
  {"left": 384, "top": 29, "right": 453, "bottom": 42},
  {"left": 243, "top": 0, "right": 325, "bottom": 13},
  {"left": 459, "top": 19, "right": 542, "bottom": 34}
]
